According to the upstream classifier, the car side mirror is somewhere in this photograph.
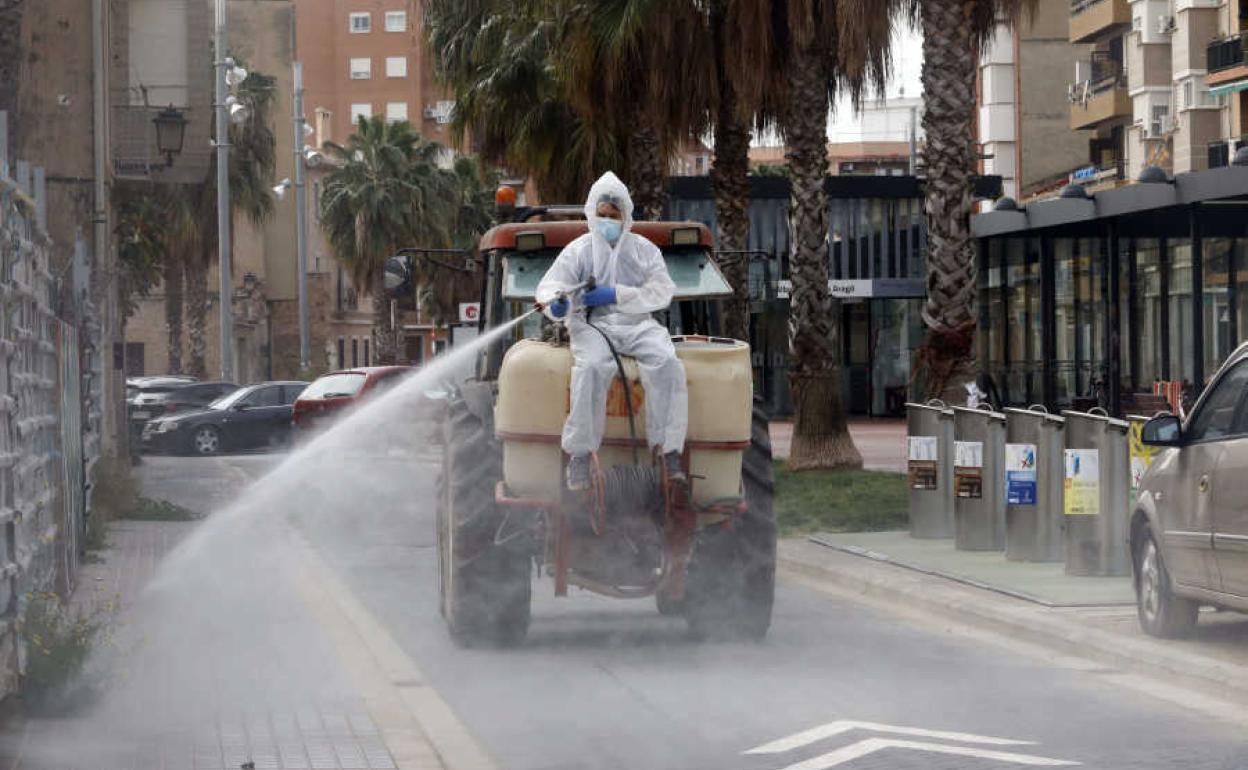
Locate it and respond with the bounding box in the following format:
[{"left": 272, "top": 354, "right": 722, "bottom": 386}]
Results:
[
  {"left": 1141, "top": 414, "right": 1182, "bottom": 446},
  {"left": 232, "top": 402, "right": 249, "bottom": 412}
]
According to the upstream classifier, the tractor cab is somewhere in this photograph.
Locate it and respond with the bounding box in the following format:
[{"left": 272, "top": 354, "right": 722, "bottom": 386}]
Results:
[{"left": 474, "top": 214, "right": 735, "bottom": 380}]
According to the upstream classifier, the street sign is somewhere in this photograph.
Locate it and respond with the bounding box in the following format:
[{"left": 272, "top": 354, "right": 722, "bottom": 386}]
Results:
[
  {"left": 745, "top": 720, "right": 1078, "bottom": 769},
  {"left": 458, "top": 303, "right": 480, "bottom": 323}
]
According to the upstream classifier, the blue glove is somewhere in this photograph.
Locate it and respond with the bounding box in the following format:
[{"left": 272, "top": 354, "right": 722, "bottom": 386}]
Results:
[
  {"left": 548, "top": 297, "right": 569, "bottom": 318},
  {"left": 583, "top": 285, "right": 617, "bottom": 308}
]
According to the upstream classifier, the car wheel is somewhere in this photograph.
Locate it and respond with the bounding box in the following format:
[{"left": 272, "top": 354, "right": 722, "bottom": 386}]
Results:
[
  {"left": 1136, "top": 529, "right": 1198, "bottom": 638},
  {"left": 191, "top": 426, "right": 223, "bottom": 456}
]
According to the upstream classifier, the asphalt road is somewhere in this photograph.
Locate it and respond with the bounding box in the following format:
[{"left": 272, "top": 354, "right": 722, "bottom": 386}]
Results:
[{"left": 143, "top": 452, "right": 1248, "bottom": 770}]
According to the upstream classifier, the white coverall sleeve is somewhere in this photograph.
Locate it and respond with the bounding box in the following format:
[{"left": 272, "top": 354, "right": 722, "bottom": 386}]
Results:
[
  {"left": 613, "top": 238, "right": 675, "bottom": 315},
  {"left": 535, "top": 239, "right": 586, "bottom": 321}
]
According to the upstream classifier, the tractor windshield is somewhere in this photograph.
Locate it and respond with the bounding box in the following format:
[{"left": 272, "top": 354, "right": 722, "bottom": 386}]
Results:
[{"left": 500, "top": 247, "right": 733, "bottom": 302}]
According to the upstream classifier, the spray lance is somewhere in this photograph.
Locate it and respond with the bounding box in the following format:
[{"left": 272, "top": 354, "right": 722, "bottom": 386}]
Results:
[{"left": 533, "top": 276, "right": 640, "bottom": 466}]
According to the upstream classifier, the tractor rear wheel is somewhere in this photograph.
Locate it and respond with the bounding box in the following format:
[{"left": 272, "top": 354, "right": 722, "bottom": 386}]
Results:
[
  {"left": 683, "top": 399, "right": 776, "bottom": 641},
  {"left": 437, "top": 381, "right": 531, "bottom": 646}
]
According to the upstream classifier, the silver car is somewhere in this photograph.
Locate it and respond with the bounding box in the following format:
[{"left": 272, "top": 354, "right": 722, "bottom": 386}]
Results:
[{"left": 1134, "top": 341, "right": 1248, "bottom": 637}]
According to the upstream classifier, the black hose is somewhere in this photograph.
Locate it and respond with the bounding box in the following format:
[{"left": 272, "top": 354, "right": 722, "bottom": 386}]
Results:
[{"left": 584, "top": 277, "right": 640, "bottom": 466}]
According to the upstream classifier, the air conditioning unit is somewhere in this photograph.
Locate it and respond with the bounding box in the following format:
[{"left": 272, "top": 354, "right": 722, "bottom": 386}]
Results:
[
  {"left": 1157, "top": 14, "right": 1176, "bottom": 34},
  {"left": 422, "top": 106, "right": 438, "bottom": 119}
]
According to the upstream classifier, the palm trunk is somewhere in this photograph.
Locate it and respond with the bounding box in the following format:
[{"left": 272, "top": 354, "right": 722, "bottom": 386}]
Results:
[
  {"left": 372, "top": 272, "right": 398, "bottom": 365},
  {"left": 784, "top": 43, "right": 862, "bottom": 471},
  {"left": 917, "top": 0, "right": 979, "bottom": 400},
  {"left": 627, "top": 121, "right": 668, "bottom": 221},
  {"left": 185, "top": 245, "right": 208, "bottom": 379},
  {"left": 162, "top": 256, "right": 184, "bottom": 374},
  {"left": 711, "top": 79, "right": 752, "bottom": 345}
]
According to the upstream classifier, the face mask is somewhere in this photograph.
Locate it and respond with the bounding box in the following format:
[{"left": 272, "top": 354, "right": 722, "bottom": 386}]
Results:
[{"left": 596, "top": 219, "right": 622, "bottom": 244}]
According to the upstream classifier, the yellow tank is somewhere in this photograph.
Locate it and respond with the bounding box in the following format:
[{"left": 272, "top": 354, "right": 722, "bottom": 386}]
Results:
[{"left": 495, "top": 336, "right": 753, "bottom": 505}]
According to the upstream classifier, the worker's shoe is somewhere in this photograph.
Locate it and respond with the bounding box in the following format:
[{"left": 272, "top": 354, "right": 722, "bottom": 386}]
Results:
[
  {"left": 566, "top": 453, "right": 591, "bottom": 491},
  {"left": 663, "top": 451, "right": 686, "bottom": 483}
]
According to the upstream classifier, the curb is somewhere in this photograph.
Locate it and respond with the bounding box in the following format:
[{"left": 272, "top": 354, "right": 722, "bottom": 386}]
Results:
[{"left": 778, "top": 540, "right": 1248, "bottom": 707}]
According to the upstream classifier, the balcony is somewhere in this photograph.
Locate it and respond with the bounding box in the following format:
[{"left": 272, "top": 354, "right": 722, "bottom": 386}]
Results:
[
  {"left": 1068, "top": 56, "right": 1130, "bottom": 130},
  {"left": 1207, "top": 32, "right": 1248, "bottom": 89},
  {"left": 1069, "top": 0, "right": 1130, "bottom": 44}
]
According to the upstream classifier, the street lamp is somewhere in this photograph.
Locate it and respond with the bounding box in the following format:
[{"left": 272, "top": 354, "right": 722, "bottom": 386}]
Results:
[{"left": 152, "top": 105, "right": 187, "bottom": 168}]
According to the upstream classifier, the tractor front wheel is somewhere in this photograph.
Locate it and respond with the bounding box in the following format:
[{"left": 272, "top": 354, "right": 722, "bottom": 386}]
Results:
[
  {"left": 438, "top": 382, "right": 532, "bottom": 647},
  {"left": 683, "top": 399, "right": 776, "bottom": 641}
]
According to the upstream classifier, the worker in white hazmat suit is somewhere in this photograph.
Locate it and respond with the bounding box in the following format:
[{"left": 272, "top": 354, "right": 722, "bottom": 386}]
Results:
[{"left": 535, "top": 172, "right": 688, "bottom": 491}]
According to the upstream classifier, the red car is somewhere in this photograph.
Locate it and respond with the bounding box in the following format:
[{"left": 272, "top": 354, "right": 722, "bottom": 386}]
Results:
[{"left": 292, "top": 366, "right": 411, "bottom": 436}]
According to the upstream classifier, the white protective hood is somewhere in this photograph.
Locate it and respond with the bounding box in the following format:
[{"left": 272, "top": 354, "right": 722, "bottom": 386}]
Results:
[{"left": 582, "top": 171, "right": 635, "bottom": 287}]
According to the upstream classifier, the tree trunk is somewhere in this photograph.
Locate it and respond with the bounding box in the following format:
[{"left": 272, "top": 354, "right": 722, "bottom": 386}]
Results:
[
  {"left": 185, "top": 246, "right": 208, "bottom": 380},
  {"left": 784, "top": 43, "right": 862, "bottom": 471},
  {"left": 917, "top": 0, "right": 979, "bottom": 400},
  {"left": 162, "top": 255, "right": 184, "bottom": 374},
  {"left": 372, "top": 272, "right": 398, "bottom": 364},
  {"left": 626, "top": 120, "right": 668, "bottom": 221},
  {"left": 711, "top": 79, "right": 753, "bottom": 345}
]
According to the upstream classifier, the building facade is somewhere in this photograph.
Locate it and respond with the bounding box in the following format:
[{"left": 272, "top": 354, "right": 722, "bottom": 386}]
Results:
[
  {"left": 1065, "top": 0, "right": 1248, "bottom": 191},
  {"left": 978, "top": 3, "right": 1092, "bottom": 207}
]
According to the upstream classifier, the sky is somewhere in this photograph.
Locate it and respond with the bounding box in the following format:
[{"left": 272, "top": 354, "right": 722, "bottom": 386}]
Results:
[{"left": 828, "top": 25, "right": 924, "bottom": 142}]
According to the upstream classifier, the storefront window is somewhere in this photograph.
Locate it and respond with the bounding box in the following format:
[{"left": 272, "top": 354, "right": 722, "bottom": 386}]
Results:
[
  {"left": 1169, "top": 239, "right": 1195, "bottom": 384},
  {"left": 979, "top": 241, "right": 1004, "bottom": 388},
  {"left": 1203, "top": 237, "right": 1234, "bottom": 380},
  {"left": 1074, "top": 237, "right": 1106, "bottom": 401},
  {"left": 1004, "top": 239, "right": 1040, "bottom": 405},
  {"left": 1117, "top": 238, "right": 1134, "bottom": 393},
  {"left": 1053, "top": 239, "right": 1076, "bottom": 406},
  {"left": 1135, "top": 239, "right": 1163, "bottom": 388}
]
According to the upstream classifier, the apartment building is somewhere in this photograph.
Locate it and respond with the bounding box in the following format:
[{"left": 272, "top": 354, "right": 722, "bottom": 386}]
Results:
[
  {"left": 296, "top": 0, "right": 451, "bottom": 148},
  {"left": 977, "top": 4, "right": 1091, "bottom": 207},
  {"left": 1066, "top": 0, "right": 1248, "bottom": 189}
]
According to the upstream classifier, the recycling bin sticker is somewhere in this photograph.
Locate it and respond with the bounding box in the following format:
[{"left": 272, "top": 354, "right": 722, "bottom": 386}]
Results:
[
  {"left": 954, "top": 440, "right": 983, "bottom": 499},
  {"left": 908, "top": 436, "right": 939, "bottom": 490},
  {"left": 1128, "top": 421, "right": 1161, "bottom": 490},
  {"left": 1005, "top": 443, "right": 1037, "bottom": 505},
  {"left": 1064, "top": 448, "right": 1100, "bottom": 516}
]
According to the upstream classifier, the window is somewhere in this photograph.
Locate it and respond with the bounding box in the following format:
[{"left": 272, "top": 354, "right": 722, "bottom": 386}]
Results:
[
  {"left": 282, "top": 384, "right": 307, "bottom": 404},
  {"left": 243, "top": 386, "right": 283, "bottom": 408},
  {"left": 363, "top": 338, "right": 371, "bottom": 366},
  {"left": 351, "top": 338, "right": 359, "bottom": 367},
  {"left": 386, "top": 102, "right": 408, "bottom": 123},
  {"left": 1150, "top": 105, "right": 1169, "bottom": 136},
  {"left": 1183, "top": 80, "right": 1193, "bottom": 109},
  {"left": 384, "top": 11, "right": 406, "bottom": 32},
  {"left": 349, "top": 58, "right": 371, "bottom": 80},
  {"left": 1187, "top": 362, "right": 1248, "bottom": 441},
  {"left": 337, "top": 337, "right": 345, "bottom": 368},
  {"left": 385, "top": 56, "right": 407, "bottom": 78},
  {"left": 349, "top": 12, "right": 370, "bottom": 33},
  {"left": 350, "top": 103, "right": 372, "bottom": 123}
]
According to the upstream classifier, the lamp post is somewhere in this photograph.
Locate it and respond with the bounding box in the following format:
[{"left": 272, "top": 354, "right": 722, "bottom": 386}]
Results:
[
  {"left": 152, "top": 106, "right": 187, "bottom": 168},
  {"left": 293, "top": 62, "right": 310, "bottom": 372},
  {"left": 214, "top": 0, "right": 234, "bottom": 381}
]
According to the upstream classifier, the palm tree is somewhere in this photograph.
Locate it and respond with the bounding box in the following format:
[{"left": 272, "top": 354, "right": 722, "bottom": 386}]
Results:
[
  {"left": 114, "top": 184, "right": 169, "bottom": 330},
  {"left": 183, "top": 68, "right": 278, "bottom": 378},
  {"left": 912, "top": 0, "right": 1034, "bottom": 398},
  {"left": 424, "top": 0, "right": 624, "bottom": 202},
  {"left": 319, "top": 117, "right": 452, "bottom": 364}
]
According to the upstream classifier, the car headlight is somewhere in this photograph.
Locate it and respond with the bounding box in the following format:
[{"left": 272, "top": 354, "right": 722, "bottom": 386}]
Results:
[{"left": 157, "top": 421, "right": 179, "bottom": 433}]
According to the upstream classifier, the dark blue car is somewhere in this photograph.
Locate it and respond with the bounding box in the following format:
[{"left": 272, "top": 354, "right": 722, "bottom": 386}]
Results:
[{"left": 142, "top": 381, "right": 308, "bottom": 455}]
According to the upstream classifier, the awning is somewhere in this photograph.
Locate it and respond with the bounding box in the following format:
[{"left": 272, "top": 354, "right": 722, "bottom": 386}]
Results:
[{"left": 1208, "top": 80, "right": 1248, "bottom": 97}]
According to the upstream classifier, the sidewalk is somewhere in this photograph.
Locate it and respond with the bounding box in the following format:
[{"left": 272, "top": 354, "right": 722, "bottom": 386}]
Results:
[
  {"left": 770, "top": 419, "right": 906, "bottom": 472},
  {"left": 2, "top": 473, "right": 450, "bottom": 770},
  {"left": 779, "top": 534, "right": 1248, "bottom": 707}
]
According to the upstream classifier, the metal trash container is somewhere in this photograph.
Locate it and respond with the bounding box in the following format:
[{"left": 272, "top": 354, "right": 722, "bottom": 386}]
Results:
[
  {"left": 906, "top": 400, "right": 955, "bottom": 539},
  {"left": 1002, "top": 406, "right": 1066, "bottom": 562},
  {"left": 1061, "top": 408, "right": 1131, "bottom": 577},
  {"left": 952, "top": 405, "right": 1006, "bottom": 551}
]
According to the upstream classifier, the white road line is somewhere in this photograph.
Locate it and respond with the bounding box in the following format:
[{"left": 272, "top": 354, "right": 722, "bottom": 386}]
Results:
[
  {"left": 773, "top": 738, "right": 1080, "bottom": 770},
  {"left": 745, "top": 720, "right": 1034, "bottom": 755}
]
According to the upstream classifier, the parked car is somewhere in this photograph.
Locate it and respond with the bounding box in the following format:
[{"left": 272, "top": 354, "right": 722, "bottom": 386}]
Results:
[
  {"left": 1133, "top": 341, "right": 1248, "bottom": 637},
  {"left": 127, "top": 376, "right": 199, "bottom": 443},
  {"left": 141, "top": 381, "right": 239, "bottom": 421},
  {"left": 142, "top": 381, "right": 308, "bottom": 455},
  {"left": 291, "top": 366, "right": 410, "bottom": 436}
]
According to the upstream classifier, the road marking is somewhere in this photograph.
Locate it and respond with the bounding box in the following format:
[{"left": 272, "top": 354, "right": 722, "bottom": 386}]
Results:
[
  {"left": 745, "top": 720, "right": 1034, "bottom": 754},
  {"left": 283, "top": 523, "right": 499, "bottom": 770},
  {"left": 770, "top": 738, "right": 1080, "bottom": 769}
]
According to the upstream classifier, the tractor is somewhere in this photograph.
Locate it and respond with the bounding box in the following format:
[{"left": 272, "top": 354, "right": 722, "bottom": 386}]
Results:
[{"left": 437, "top": 200, "right": 775, "bottom": 646}]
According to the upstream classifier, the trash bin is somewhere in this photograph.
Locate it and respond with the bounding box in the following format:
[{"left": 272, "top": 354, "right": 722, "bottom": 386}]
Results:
[
  {"left": 906, "top": 400, "right": 955, "bottom": 539},
  {"left": 952, "top": 405, "right": 1006, "bottom": 551},
  {"left": 1061, "top": 408, "right": 1131, "bottom": 577},
  {"left": 1002, "top": 406, "right": 1066, "bottom": 562}
]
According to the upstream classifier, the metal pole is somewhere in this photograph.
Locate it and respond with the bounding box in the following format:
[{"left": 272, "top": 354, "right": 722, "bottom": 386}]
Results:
[
  {"left": 909, "top": 106, "right": 918, "bottom": 175},
  {"left": 215, "top": 0, "right": 234, "bottom": 381},
  {"left": 293, "top": 62, "right": 310, "bottom": 371}
]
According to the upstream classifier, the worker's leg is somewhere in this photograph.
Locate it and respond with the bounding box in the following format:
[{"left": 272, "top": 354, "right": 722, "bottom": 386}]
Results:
[
  {"left": 562, "top": 322, "right": 617, "bottom": 456},
  {"left": 618, "top": 322, "right": 687, "bottom": 455}
]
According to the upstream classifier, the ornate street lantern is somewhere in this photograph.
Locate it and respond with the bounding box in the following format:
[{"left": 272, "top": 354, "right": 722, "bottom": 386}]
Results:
[{"left": 152, "top": 105, "right": 188, "bottom": 168}]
